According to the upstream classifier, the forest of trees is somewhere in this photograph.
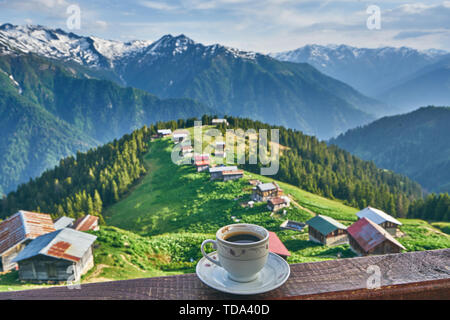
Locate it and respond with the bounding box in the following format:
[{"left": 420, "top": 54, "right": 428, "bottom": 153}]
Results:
[
  {"left": 407, "top": 193, "right": 450, "bottom": 221},
  {"left": 0, "top": 118, "right": 202, "bottom": 221},
  {"left": 214, "top": 116, "right": 424, "bottom": 218},
  {"left": 0, "top": 115, "right": 447, "bottom": 223}
]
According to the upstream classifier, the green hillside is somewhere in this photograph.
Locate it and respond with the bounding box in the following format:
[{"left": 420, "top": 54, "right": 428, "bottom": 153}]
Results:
[
  {"left": 93, "top": 137, "right": 450, "bottom": 282},
  {"left": 0, "top": 53, "right": 214, "bottom": 195},
  {"left": 1, "top": 134, "right": 449, "bottom": 292},
  {"left": 330, "top": 106, "right": 450, "bottom": 194}
]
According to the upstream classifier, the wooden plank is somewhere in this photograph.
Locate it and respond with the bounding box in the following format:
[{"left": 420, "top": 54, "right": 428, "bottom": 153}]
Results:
[{"left": 0, "top": 249, "right": 449, "bottom": 300}]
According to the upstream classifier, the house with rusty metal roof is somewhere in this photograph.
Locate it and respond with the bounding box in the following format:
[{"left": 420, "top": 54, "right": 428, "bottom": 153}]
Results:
[
  {"left": 72, "top": 215, "right": 99, "bottom": 232},
  {"left": 356, "top": 206, "right": 402, "bottom": 237},
  {"left": 347, "top": 217, "right": 406, "bottom": 256},
  {"left": 306, "top": 214, "right": 348, "bottom": 246},
  {"left": 267, "top": 196, "right": 290, "bottom": 212},
  {"left": 0, "top": 211, "right": 55, "bottom": 272},
  {"left": 221, "top": 169, "right": 244, "bottom": 181},
  {"left": 209, "top": 165, "right": 238, "bottom": 180},
  {"left": 268, "top": 231, "right": 290, "bottom": 260},
  {"left": 13, "top": 228, "right": 97, "bottom": 282}
]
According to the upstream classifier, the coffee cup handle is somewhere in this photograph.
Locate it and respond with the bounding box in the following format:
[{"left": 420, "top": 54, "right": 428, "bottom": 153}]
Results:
[{"left": 201, "top": 239, "right": 222, "bottom": 267}]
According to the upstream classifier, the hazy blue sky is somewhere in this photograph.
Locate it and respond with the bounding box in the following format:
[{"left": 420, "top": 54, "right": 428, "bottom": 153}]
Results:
[{"left": 0, "top": 0, "right": 449, "bottom": 52}]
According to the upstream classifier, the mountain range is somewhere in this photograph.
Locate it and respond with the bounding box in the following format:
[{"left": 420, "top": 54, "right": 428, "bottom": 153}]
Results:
[
  {"left": 0, "top": 52, "right": 213, "bottom": 196},
  {"left": 330, "top": 106, "right": 450, "bottom": 193},
  {"left": 272, "top": 45, "right": 449, "bottom": 114},
  {"left": 0, "top": 24, "right": 384, "bottom": 139},
  {"left": 0, "top": 23, "right": 448, "bottom": 196}
]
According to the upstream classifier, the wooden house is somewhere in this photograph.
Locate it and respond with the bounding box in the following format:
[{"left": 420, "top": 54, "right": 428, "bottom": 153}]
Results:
[
  {"left": 0, "top": 211, "right": 55, "bottom": 272},
  {"left": 157, "top": 129, "right": 172, "bottom": 137},
  {"left": 209, "top": 166, "right": 238, "bottom": 180},
  {"left": 222, "top": 169, "right": 244, "bottom": 181},
  {"left": 72, "top": 215, "right": 99, "bottom": 232},
  {"left": 180, "top": 145, "right": 193, "bottom": 157},
  {"left": 267, "top": 196, "right": 290, "bottom": 212},
  {"left": 306, "top": 215, "right": 348, "bottom": 246},
  {"left": 280, "top": 220, "right": 305, "bottom": 232},
  {"left": 173, "top": 132, "right": 188, "bottom": 144},
  {"left": 54, "top": 216, "right": 75, "bottom": 230},
  {"left": 268, "top": 231, "right": 290, "bottom": 260},
  {"left": 212, "top": 119, "right": 229, "bottom": 126},
  {"left": 356, "top": 206, "right": 402, "bottom": 236},
  {"left": 195, "top": 160, "right": 210, "bottom": 172},
  {"left": 13, "top": 228, "right": 97, "bottom": 282},
  {"left": 248, "top": 179, "right": 261, "bottom": 186},
  {"left": 214, "top": 141, "right": 226, "bottom": 158},
  {"left": 251, "top": 182, "right": 283, "bottom": 202},
  {"left": 347, "top": 218, "right": 406, "bottom": 256}
]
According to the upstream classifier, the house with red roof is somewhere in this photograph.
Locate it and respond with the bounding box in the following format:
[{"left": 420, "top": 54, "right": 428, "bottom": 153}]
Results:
[
  {"left": 0, "top": 211, "right": 55, "bottom": 272},
  {"left": 347, "top": 218, "right": 406, "bottom": 256},
  {"left": 72, "top": 215, "right": 99, "bottom": 232},
  {"left": 268, "top": 231, "right": 290, "bottom": 260}
]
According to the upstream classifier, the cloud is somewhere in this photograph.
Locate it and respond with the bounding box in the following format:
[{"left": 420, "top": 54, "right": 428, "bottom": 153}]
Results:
[
  {"left": 139, "top": 1, "right": 179, "bottom": 11},
  {"left": 393, "top": 30, "right": 445, "bottom": 40}
]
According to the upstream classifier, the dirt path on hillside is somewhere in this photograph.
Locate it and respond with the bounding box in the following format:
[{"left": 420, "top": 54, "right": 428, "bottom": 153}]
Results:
[
  {"left": 120, "top": 254, "right": 146, "bottom": 272},
  {"left": 287, "top": 194, "right": 317, "bottom": 216},
  {"left": 84, "top": 264, "right": 110, "bottom": 283}
]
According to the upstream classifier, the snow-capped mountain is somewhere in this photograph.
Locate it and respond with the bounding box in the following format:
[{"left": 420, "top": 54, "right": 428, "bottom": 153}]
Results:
[
  {"left": 0, "top": 23, "right": 386, "bottom": 140},
  {"left": 0, "top": 23, "right": 153, "bottom": 68},
  {"left": 0, "top": 23, "right": 257, "bottom": 71},
  {"left": 271, "top": 44, "right": 448, "bottom": 100}
]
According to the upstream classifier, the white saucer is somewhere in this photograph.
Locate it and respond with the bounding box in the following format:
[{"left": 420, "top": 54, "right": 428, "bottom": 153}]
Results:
[{"left": 196, "top": 252, "right": 290, "bottom": 295}]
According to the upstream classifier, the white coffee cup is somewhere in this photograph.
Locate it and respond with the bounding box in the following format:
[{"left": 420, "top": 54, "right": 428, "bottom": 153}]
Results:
[{"left": 201, "top": 223, "right": 269, "bottom": 282}]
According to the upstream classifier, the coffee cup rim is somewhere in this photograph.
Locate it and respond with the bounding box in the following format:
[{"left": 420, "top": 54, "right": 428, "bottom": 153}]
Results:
[{"left": 216, "top": 223, "right": 269, "bottom": 247}]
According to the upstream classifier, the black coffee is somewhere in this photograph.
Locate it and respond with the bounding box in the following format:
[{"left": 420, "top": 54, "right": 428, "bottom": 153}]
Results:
[{"left": 224, "top": 232, "right": 262, "bottom": 243}]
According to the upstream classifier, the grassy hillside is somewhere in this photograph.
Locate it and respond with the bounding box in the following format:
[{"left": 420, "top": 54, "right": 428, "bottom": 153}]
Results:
[{"left": 1, "top": 134, "right": 448, "bottom": 292}]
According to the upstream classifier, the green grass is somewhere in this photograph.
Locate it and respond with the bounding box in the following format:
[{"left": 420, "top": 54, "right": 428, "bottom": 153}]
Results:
[{"left": 431, "top": 222, "right": 450, "bottom": 235}]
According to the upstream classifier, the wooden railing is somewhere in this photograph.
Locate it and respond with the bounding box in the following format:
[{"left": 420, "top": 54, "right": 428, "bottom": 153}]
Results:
[{"left": 0, "top": 249, "right": 449, "bottom": 300}]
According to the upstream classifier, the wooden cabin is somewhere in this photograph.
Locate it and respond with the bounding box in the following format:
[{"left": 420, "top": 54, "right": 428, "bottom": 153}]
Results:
[
  {"left": 53, "top": 216, "right": 75, "bottom": 230},
  {"left": 248, "top": 179, "right": 261, "bottom": 186},
  {"left": 251, "top": 182, "right": 283, "bottom": 202},
  {"left": 306, "top": 215, "right": 348, "bottom": 246},
  {"left": 268, "top": 231, "right": 290, "bottom": 260},
  {"left": 347, "top": 218, "right": 406, "bottom": 256},
  {"left": 13, "top": 228, "right": 97, "bottom": 283},
  {"left": 72, "top": 215, "right": 99, "bottom": 232},
  {"left": 157, "top": 129, "right": 172, "bottom": 137},
  {"left": 356, "top": 206, "right": 402, "bottom": 236},
  {"left": 0, "top": 211, "right": 55, "bottom": 272},
  {"left": 195, "top": 160, "right": 210, "bottom": 172},
  {"left": 180, "top": 145, "right": 193, "bottom": 157},
  {"left": 222, "top": 169, "right": 244, "bottom": 181},
  {"left": 192, "top": 154, "right": 209, "bottom": 164},
  {"left": 173, "top": 132, "right": 188, "bottom": 144},
  {"left": 267, "top": 196, "right": 290, "bottom": 212},
  {"left": 280, "top": 220, "right": 305, "bottom": 232},
  {"left": 209, "top": 166, "right": 238, "bottom": 180},
  {"left": 212, "top": 119, "right": 229, "bottom": 126}
]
